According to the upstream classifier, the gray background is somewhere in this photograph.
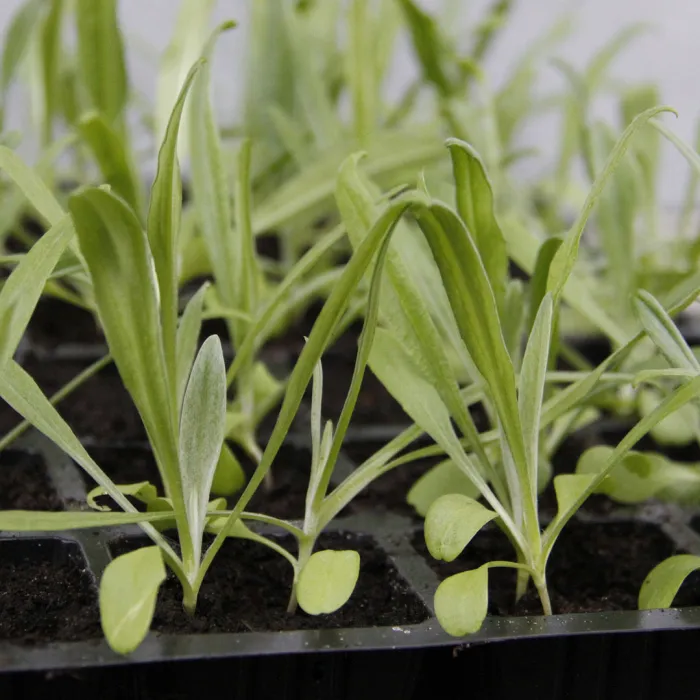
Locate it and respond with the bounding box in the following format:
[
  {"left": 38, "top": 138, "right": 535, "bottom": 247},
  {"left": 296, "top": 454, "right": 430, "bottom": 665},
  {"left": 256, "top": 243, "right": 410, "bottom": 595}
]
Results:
[{"left": 1, "top": 0, "right": 698, "bottom": 203}]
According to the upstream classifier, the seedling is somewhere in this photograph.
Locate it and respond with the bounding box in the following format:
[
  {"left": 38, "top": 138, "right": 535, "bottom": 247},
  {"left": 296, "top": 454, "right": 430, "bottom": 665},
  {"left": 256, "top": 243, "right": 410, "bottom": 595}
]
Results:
[{"left": 347, "top": 105, "right": 700, "bottom": 635}]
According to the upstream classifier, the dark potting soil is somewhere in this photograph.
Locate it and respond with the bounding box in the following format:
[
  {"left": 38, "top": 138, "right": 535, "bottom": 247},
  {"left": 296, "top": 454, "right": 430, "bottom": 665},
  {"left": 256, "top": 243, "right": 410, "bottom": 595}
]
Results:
[
  {"left": 0, "top": 357, "right": 146, "bottom": 442},
  {"left": 412, "top": 520, "right": 700, "bottom": 617},
  {"left": 110, "top": 532, "right": 429, "bottom": 634},
  {"left": 26, "top": 298, "right": 104, "bottom": 350},
  {"left": 246, "top": 444, "right": 314, "bottom": 520},
  {"left": 0, "top": 451, "right": 62, "bottom": 511},
  {"left": 0, "top": 539, "right": 101, "bottom": 644},
  {"left": 341, "top": 442, "right": 439, "bottom": 519}
]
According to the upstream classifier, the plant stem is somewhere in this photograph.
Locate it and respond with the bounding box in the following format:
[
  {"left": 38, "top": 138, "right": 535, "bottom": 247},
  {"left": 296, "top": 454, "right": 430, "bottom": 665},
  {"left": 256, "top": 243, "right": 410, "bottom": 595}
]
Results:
[
  {"left": 515, "top": 564, "right": 529, "bottom": 602},
  {"left": 287, "top": 537, "right": 315, "bottom": 614},
  {"left": 182, "top": 586, "right": 198, "bottom": 617},
  {"left": 534, "top": 574, "right": 553, "bottom": 616}
]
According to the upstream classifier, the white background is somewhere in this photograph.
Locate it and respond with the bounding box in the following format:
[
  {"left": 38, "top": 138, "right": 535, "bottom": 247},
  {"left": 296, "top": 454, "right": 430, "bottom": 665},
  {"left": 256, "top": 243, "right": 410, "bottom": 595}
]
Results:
[{"left": 1, "top": 0, "right": 699, "bottom": 203}]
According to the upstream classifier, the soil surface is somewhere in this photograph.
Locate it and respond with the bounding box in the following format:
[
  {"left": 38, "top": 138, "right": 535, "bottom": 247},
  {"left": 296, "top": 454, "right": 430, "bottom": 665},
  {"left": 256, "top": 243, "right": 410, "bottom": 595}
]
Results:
[
  {"left": 341, "top": 441, "right": 439, "bottom": 519},
  {"left": 111, "top": 532, "right": 429, "bottom": 634},
  {"left": 0, "top": 357, "right": 146, "bottom": 442},
  {"left": 0, "top": 540, "right": 101, "bottom": 644},
  {"left": 413, "top": 520, "right": 700, "bottom": 616},
  {"left": 0, "top": 451, "right": 62, "bottom": 511},
  {"left": 26, "top": 298, "right": 104, "bottom": 350}
]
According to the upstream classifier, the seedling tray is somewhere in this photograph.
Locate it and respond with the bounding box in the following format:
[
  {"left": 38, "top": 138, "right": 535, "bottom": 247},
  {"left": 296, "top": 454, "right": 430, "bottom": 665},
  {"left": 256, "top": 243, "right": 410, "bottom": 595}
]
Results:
[{"left": 2, "top": 427, "right": 700, "bottom": 700}]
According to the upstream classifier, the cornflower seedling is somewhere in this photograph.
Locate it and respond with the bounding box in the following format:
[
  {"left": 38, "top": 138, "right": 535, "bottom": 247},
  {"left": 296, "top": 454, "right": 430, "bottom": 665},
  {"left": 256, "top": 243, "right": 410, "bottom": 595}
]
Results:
[
  {"left": 341, "top": 105, "right": 700, "bottom": 635},
  {"left": 0, "top": 41, "right": 395, "bottom": 652}
]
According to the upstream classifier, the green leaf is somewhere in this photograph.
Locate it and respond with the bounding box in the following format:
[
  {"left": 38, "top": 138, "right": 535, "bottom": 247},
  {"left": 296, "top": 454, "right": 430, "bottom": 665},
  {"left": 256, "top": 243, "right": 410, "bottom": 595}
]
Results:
[
  {"left": 335, "top": 154, "right": 477, "bottom": 458},
  {"left": 501, "top": 214, "right": 626, "bottom": 346},
  {"left": 297, "top": 550, "right": 361, "bottom": 615},
  {"left": 446, "top": 139, "right": 508, "bottom": 305},
  {"left": 518, "top": 294, "right": 553, "bottom": 491},
  {"left": 425, "top": 494, "right": 497, "bottom": 562},
  {"left": 411, "top": 203, "right": 533, "bottom": 532},
  {"left": 547, "top": 106, "right": 677, "bottom": 301},
  {"left": 77, "top": 112, "right": 142, "bottom": 213},
  {"left": 87, "top": 482, "right": 159, "bottom": 512},
  {"left": 0, "top": 145, "right": 64, "bottom": 226},
  {"left": 634, "top": 290, "right": 700, "bottom": 373},
  {"left": 38, "top": 0, "right": 65, "bottom": 141},
  {"left": 639, "top": 554, "right": 700, "bottom": 609},
  {"left": 179, "top": 336, "right": 227, "bottom": 566},
  {"left": 0, "top": 509, "right": 177, "bottom": 531},
  {"left": 155, "top": 0, "right": 217, "bottom": 156},
  {"left": 369, "top": 327, "right": 507, "bottom": 524},
  {"left": 68, "top": 187, "right": 176, "bottom": 471},
  {"left": 76, "top": 0, "right": 127, "bottom": 121},
  {"left": 211, "top": 442, "right": 246, "bottom": 496},
  {"left": 146, "top": 56, "right": 204, "bottom": 372},
  {"left": 501, "top": 278, "right": 526, "bottom": 367},
  {"left": 407, "top": 459, "right": 479, "bottom": 517},
  {"left": 347, "top": 0, "right": 378, "bottom": 141},
  {"left": 176, "top": 284, "right": 208, "bottom": 411},
  {"left": 189, "top": 23, "right": 238, "bottom": 315},
  {"left": 0, "top": 216, "right": 74, "bottom": 367},
  {"left": 527, "top": 238, "right": 562, "bottom": 336},
  {"left": 1, "top": 0, "right": 43, "bottom": 97},
  {"left": 434, "top": 567, "right": 489, "bottom": 636},
  {"left": 638, "top": 388, "right": 697, "bottom": 447},
  {"left": 576, "top": 444, "right": 700, "bottom": 505},
  {"left": 397, "top": 0, "right": 455, "bottom": 96},
  {"left": 553, "top": 474, "right": 598, "bottom": 514},
  {"left": 231, "top": 138, "right": 260, "bottom": 348},
  {"left": 100, "top": 547, "right": 166, "bottom": 655}
]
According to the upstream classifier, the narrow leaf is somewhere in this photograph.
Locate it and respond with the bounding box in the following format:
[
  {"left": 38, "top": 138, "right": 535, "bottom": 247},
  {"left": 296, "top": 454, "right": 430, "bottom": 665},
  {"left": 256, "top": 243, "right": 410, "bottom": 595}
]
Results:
[
  {"left": 547, "top": 106, "right": 677, "bottom": 300},
  {"left": 518, "top": 294, "right": 553, "bottom": 491},
  {"left": 425, "top": 494, "right": 497, "bottom": 562},
  {"left": 149, "top": 57, "right": 205, "bottom": 378},
  {"left": 189, "top": 23, "right": 238, "bottom": 313},
  {"left": 0, "top": 216, "right": 74, "bottom": 366},
  {"left": 77, "top": 112, "right": 142, "bottom": 213},
  {"left": 635, "top": 290, "right": 700, "bottom": 372},
  {"left": 155, "top": 0, "right": 217, "bottom": 156},
  {"left": 527, "top": 238, "right": 562, "bottom": 336},
  {"left": 176, "top": 284, "right": 208, "bottom": 411},
  {"left": 0, "top": 510, "right": 177, "bottom": 531},
  {"left": 434, "top": 567, "right": 489, "bottom": 636},
  {"left": 446, "top": 139, "right": 508, "bottom": 305},
  {"left": 397, "top": 0, "right": 455, "bottom": 96},
  {"left": 639, "top": 555, "right": 700, "bottom": 609},
  {"left": 68, "top": 187, "right": 175, "bottom": 467},
  {"left": 100, "top": 547, "right": 166, "bottom": 654},
  {"left": 0, "top": 145, "right": 64, "bottom": 225},
  {"left": 76, "top": 0, "right": 127, "bottom": 120},
  {"left": 179, "top": 336, "right": 227, "bottom": 565},
  {"left": 297, "top": 550, "right": 360, "bottom": 615},
  {"left": 1, "top": 0, "right": 43, "bottom": 96}
]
